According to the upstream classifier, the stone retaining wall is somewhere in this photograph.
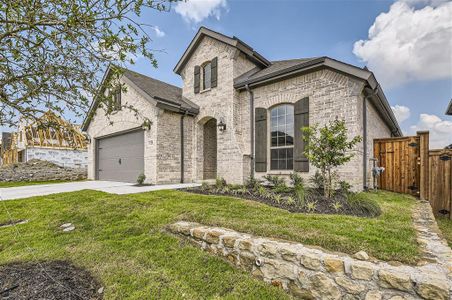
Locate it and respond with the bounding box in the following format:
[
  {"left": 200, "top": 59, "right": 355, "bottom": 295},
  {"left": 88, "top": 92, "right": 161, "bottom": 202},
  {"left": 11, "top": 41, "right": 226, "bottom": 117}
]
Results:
[{"left": 168, "top": 221, "right": 451, "bottom": 300}]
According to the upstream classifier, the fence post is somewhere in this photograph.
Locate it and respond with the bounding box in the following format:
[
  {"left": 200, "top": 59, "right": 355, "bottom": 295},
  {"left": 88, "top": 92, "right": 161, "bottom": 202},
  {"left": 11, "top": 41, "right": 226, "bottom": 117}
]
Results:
[{"left": 417, "top": 131, "right": 429, "bottom": 200}]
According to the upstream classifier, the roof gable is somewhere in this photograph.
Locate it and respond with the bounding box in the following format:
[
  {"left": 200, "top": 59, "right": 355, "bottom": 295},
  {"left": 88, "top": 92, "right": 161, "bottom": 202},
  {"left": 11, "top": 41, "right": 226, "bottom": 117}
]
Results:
[
  {"left": 173, "top": 27, "right": 270, "bottom": 75},
  {"left": 446, "top": 99, "right": 452, "bottom": 115}
]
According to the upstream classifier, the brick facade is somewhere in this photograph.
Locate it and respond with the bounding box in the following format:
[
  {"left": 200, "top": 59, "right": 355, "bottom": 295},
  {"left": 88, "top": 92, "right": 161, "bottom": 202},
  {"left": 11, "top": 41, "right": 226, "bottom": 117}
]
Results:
[{"left": 86, "top": 30, "right": 394, "bottom": 189}]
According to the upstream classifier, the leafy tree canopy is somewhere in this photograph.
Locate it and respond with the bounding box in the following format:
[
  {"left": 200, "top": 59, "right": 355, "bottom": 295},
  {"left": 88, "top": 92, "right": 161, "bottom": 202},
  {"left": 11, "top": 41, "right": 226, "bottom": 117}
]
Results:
[{"left": 0, "top": 0, "right": 176, "bottom": 127}]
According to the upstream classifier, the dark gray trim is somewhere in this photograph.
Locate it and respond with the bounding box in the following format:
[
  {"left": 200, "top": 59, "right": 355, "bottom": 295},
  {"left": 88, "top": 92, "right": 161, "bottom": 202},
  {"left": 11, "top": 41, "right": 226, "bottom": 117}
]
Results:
[
  {"left": 94, "top": 126, "right": 143, "bottom": 140},
  {"left": 446, "top": 99, "right": 452, "bottom": 115},
  {"left": 174, "top": 27, "right": 270, "bottom": 75}
]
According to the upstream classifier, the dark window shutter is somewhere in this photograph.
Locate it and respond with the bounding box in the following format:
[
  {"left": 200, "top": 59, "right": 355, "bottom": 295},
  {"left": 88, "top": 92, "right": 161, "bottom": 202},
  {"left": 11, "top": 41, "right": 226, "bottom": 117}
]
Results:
[
  {"left": 211, "top": 57, "right": 218, "bottom": 88},
  {"left": 255, "top": 107, "right": 267, "bottom": 172},
  {"left": 194, "top": 65, "right": 200, "bottom": 94},
  {"left": 294, "top": 97, "right": 309, "bottom": 172}
]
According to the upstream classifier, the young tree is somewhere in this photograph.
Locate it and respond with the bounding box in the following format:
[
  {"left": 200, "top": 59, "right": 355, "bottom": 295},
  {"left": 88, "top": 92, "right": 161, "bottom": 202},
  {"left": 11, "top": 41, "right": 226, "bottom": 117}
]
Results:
[
  {"left": 0, "top": 0, "right": 176, "bottom": 127},
  {"left": 302, "top": 119, "right": 362, "bottom": 198}
]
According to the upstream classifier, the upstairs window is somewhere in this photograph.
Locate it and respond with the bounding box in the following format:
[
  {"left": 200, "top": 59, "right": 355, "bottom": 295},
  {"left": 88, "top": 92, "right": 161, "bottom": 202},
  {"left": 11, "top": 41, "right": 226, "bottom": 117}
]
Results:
[
  {"left": 202, "top": 62, "right": 211, "bottom": 90},
  {"left": 270, "top": 104, "right": 294, "bottom": 170}
]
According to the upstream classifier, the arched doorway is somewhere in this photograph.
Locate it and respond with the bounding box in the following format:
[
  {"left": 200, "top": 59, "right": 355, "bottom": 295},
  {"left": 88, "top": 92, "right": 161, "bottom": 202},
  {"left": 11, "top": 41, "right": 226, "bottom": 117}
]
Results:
[{"left": 203, "top": 118, "right": 217, "bottom": 179}]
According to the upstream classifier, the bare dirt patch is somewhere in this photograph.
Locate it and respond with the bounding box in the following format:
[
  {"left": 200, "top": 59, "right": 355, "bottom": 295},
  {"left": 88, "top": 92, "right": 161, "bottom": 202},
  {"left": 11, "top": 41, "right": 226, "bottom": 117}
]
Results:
[{"left": 0, "top": 260, "right": 102, "bottom": 300}]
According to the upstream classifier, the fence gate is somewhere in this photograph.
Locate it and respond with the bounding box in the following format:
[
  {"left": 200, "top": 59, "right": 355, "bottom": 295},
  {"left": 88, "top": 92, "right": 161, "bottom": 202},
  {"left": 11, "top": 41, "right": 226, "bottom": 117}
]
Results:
[
  {"left": 428, "top": 149, "right": 452, "bottom": 217},
  {"left": 374, "top": 136, "right": 421, "bottom": 196}
]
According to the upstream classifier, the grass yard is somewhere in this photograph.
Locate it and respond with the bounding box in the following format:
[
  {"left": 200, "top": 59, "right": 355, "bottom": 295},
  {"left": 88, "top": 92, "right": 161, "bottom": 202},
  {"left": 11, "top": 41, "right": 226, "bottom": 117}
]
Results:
[
  {"left": 0, "top": 189, "right": 418, "bottom": 299},
  {"left": 437, "top": 216, "right": 452, "bottom": 247},
  {"left": 0, "top": 180, "right": 83, "bottom": 188}
]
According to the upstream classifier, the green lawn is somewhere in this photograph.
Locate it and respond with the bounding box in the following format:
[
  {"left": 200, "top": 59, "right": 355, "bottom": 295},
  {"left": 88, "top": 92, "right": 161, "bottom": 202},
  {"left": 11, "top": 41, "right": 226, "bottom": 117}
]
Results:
[
  {"left": 437, "top": 216, "right": 452, "bottom": 247},
  {"left": 0, "top": 190, "right": 418, "bottom": 299},
  {"left": 0, "top": 180, "right": 83, "bottom": 188}
]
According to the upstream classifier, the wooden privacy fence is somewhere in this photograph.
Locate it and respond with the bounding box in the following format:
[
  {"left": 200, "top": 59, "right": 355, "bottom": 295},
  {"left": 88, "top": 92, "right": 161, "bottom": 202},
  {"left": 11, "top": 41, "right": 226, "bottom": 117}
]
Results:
[{"left": 374, "top": 131, "right": 452, "bottom": 219}]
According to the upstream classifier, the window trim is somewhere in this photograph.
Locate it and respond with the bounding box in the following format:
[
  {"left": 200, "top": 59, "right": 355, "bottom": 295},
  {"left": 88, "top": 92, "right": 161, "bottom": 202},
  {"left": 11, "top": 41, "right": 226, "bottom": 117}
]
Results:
[
  {"left": 201, "top": 60, "right": 212, "bottom": 91},
  {"left": 269, "top": 103, "right": 294, "bottom": 171}
]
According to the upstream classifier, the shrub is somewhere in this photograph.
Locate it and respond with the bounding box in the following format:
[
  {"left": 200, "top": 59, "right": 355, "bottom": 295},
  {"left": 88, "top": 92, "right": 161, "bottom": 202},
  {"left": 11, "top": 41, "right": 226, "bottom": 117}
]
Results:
[
  {"left": 215, "top": 177, "right": 226, "bottom": 189},
  {"left": 274, "top": 185, "right": 293, "bottom": 194},
  {"left": 309, "top": 171, "right": 324, "bottom": 191},
  {"left": 200, "top": 182, "right": 210, "bottom": 191},
  {"left": 285, "top": 196, "right": 295, "bottom": 206},
  {"left": 273, "top": 194, "right": 282, "bottom": 204},
  {"left": 245, "top": 177, "right": 262, "bottom": 191},
  {"left": 256, "top": 186, "right": 270, "bottom": 199},
  {"left": 289, "top": 172, "right": 304, "bottom": 187},
  {"left": 294, "top": 184, "right": 305, "bottom": 206},
  {"left": 339, "top": 180, "right": 352, "bottom": 194},
  {"left": 136, "top": 173, "right": 146, "bottom": 185},
  {"left": 347, "top": 193, "right": 382, "bottom": 217},
  {"left": 263, "top": 175, "right": 286, "bottom": 188},
  {"left": 331, "top": 201, "right": 343, "bottom": 212},
  {"left": 305, "top": 201, "right": 317, "bottom": 213}
]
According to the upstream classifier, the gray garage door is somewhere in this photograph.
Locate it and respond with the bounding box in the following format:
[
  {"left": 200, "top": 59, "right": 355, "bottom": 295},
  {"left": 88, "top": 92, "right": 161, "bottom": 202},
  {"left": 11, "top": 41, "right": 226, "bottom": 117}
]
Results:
[{"left": 96, "top": 129, "right": 144, "bottom": 183}]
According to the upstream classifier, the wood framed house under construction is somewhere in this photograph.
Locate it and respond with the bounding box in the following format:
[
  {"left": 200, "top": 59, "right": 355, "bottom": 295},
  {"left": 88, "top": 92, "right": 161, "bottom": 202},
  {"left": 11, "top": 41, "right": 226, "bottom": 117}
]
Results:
[{"left": 1, "top": 111, "right": 88, "bottom": 168}]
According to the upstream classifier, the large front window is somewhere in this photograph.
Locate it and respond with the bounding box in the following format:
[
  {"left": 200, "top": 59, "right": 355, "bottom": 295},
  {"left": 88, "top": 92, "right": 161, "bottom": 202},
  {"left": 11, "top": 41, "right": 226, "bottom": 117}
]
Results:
[{"left": 270, "top": 104, "right": 294, "bottom": 170}]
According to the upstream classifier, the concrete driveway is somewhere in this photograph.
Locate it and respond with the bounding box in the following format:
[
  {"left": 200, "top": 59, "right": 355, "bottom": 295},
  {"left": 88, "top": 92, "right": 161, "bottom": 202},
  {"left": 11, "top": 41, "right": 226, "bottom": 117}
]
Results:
[{"left": 0, "top": 181, "right": 200, "bottom": 201}]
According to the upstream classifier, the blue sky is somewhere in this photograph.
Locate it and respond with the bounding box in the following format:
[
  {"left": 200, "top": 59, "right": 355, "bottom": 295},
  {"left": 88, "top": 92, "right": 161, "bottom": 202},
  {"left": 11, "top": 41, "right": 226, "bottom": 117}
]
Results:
[
  {"left": 136, "top": 0, "right": 452, "bottom": 148},
  {"left": 3, "top": 0, "right": 451, "bottom": 147}
]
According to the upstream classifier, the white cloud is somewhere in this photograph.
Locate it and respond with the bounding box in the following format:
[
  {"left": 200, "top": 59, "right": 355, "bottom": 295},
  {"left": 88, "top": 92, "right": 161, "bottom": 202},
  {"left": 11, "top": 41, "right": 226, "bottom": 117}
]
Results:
[
  {"left": 410, "top": 113, "right": 452, "bottom": 148},
  {"left": 153, "top": 26, "right": 165, "bottom": 38},
  {"left": 391, "top": 105, "right": 411, "bottom": 123},
  {"left": 353, "top": 1, "right": 452, "bottom": 88},
  {"left": 175, "top": 0, "right": 228, "bottom": 23}
]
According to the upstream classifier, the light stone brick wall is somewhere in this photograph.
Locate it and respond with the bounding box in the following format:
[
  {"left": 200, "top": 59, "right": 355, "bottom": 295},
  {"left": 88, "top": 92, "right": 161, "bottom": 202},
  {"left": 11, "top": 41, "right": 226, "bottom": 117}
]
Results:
[
  {"left": 26, "top": 147, "right": 87, "bottom": 169},
  {"left": 85, "top": 77, "right": 158, "bottom": 184},
  {"left": 360, "top": 100, "right": 393, "bottom": 188},
  {"left": 238, "top": 69, "right": 370, "bottom": 189},
  {"left": 169, "top": 220, "right": 451, "bottom": 300},
  {"left": 155, "top": 110, "right": 195, "bottom": 184},
  {"left": 180, "top": 36, "right": 258, "bottom": 184}
]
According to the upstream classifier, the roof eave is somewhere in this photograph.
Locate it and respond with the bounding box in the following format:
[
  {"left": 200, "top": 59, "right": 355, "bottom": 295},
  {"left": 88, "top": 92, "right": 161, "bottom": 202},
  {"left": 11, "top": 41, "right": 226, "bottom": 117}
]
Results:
[{"left": 173, "top": 27, "right": 269, "bottom": 75}]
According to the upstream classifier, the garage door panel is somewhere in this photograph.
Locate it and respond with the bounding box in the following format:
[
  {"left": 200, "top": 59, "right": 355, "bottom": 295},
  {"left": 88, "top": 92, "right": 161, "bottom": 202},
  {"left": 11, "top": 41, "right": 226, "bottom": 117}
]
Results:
[{"left": 96, "top": 130, "right": 144, "bottom": 183}]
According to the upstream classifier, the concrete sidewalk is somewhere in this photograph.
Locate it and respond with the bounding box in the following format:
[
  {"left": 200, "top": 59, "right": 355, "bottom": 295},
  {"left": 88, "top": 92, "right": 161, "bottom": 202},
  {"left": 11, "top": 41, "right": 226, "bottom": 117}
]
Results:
[{"left": 0, "top": 181, "right": 200, "bottom": 201}]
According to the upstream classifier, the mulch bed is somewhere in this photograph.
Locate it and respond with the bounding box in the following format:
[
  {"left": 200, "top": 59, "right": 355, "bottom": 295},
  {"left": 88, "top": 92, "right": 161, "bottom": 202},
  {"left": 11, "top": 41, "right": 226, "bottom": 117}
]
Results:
[
  {"left": 0, "top": 261, "right": 102, "bottom": 300},
  {"left": 184, "top": 187, "right": 380, "bottom": 218}
]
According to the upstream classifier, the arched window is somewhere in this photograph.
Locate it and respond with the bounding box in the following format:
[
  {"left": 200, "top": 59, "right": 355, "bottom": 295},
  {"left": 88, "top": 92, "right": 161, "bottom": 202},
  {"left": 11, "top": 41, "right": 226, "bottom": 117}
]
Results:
[
  {"left": 202, "top": 62, "right": 211, "bottom": 90},
  {"left": 270, "top": 104, "right": 294, "bottom": 170}
]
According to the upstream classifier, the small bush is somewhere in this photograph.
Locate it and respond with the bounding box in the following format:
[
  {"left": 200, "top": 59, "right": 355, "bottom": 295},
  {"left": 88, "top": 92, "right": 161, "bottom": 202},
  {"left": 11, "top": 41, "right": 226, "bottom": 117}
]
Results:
[
  {"left": 200, "top": 182, "right": 210, "bottom": 191},
  {"left": 309, "top": 171, "right": 324, "bottom": 192},
  {"left": 273, "top": 194, "right": 282, "bottom": 204},
  {"left": 245, "top": 177, "right": 262, "bottom": 191},
  {"left": 264, "top": 175, "right": 286, "bottom": 188},
  {"left": 331, "top": 201, "right": 342, "bottom": 212},
  {"left": 285, "top": 196, "right": 295, "bottom": 206},
  {"left": 305, "top": 201, "right": 317, "bottom": 213},
  {"left": 274, "top": 185, "right": 293, "bottom": 193},
  {"left": 228, "top": 184, "right": 243, "bottom": 191},
  {"left": 136, "top": 173, "right": 146, "bottom": 185},
  {"left": 215, "top": 177, "right": 226, "bottom": 189},
  {"left": 339, "top": 181, "right": 352, "bottom": 194},
  {"left": 289, "top": 172, "right": 304, "bottom": 187},
  {"left": 295, "top": 185, "right": 305, "bottom": 206},
  {"left": 347, "top": 193, "right": 382, "bottom": 217}
]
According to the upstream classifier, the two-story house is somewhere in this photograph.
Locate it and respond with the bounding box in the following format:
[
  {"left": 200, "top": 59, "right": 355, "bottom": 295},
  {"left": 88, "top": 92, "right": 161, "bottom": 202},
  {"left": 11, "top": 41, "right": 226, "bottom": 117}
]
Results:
[{"left": 82, "top": 27, "right": 401, "bottom": 189}]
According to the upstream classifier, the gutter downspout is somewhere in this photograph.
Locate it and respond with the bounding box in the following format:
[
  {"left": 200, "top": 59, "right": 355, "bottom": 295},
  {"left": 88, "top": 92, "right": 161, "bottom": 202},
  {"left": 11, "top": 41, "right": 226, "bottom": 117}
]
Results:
[
  {"left": 180, "top": 112, "right": 187, "bottom": 183},
  {"left": 245, "top": 84, "right": 255, "bottom": 179},
  {"left": 363, "top": 85, "right": 379, "bottom": 190}
]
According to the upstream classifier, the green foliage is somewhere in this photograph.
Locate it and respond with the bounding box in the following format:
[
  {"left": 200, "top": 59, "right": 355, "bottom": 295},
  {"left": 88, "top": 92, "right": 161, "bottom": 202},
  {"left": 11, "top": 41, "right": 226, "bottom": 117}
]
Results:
[
  {"left": 263, "top": 175, "right": 286, "bottom": 188},
  {"left": 294, "top": 185, "right": 306, "bottom": 207},
  {"left": 245, "top": 177, "right": 263, "bottom": 191},
  {"left": 200, "top": 182, "right": 210, "bottom": 191},
  {"left": 0, "top": 0, "right": 173, "bottom": 126},
  {"left": 272, "top": 194, "right": 282, "bottom": 205},
  {"left": 331, "top": 201, "right": 343, "bottom": 212},
  {"left": 285, "top": 196, "right": 295, "bottom": 206},
  {"left": 302, "top": 119, "right": 362, "bottom": 198},
  {"left": 305, "top": 201, "right": 317, "bottom": 213},
  {"left": 136, "top": 173, "right": 146, "bottom": 185},
  {"left": 347, "top": 193, "right": 382, "bottom": 217},
  {"left": 289, "top": 172, "right": 304, "bottom": 187},
  {"left": 309, "top": 171, "right": 325, "bottom": 192},
  {"left": 215, "top": 177, "right": 227, "bottom": 189},
  {"left": 339, "top": 181, "right": 352, "bottom": 194}
]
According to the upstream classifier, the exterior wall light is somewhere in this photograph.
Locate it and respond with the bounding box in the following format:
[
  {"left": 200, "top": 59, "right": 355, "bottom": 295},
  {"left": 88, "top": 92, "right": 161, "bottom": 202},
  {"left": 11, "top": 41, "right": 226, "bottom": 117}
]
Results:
[
  {"left": 141, "top": 118, "right": 152, "bottom": 131},
  {"left": 217, "top": 119, "right": 226, "bottom": 132}
]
